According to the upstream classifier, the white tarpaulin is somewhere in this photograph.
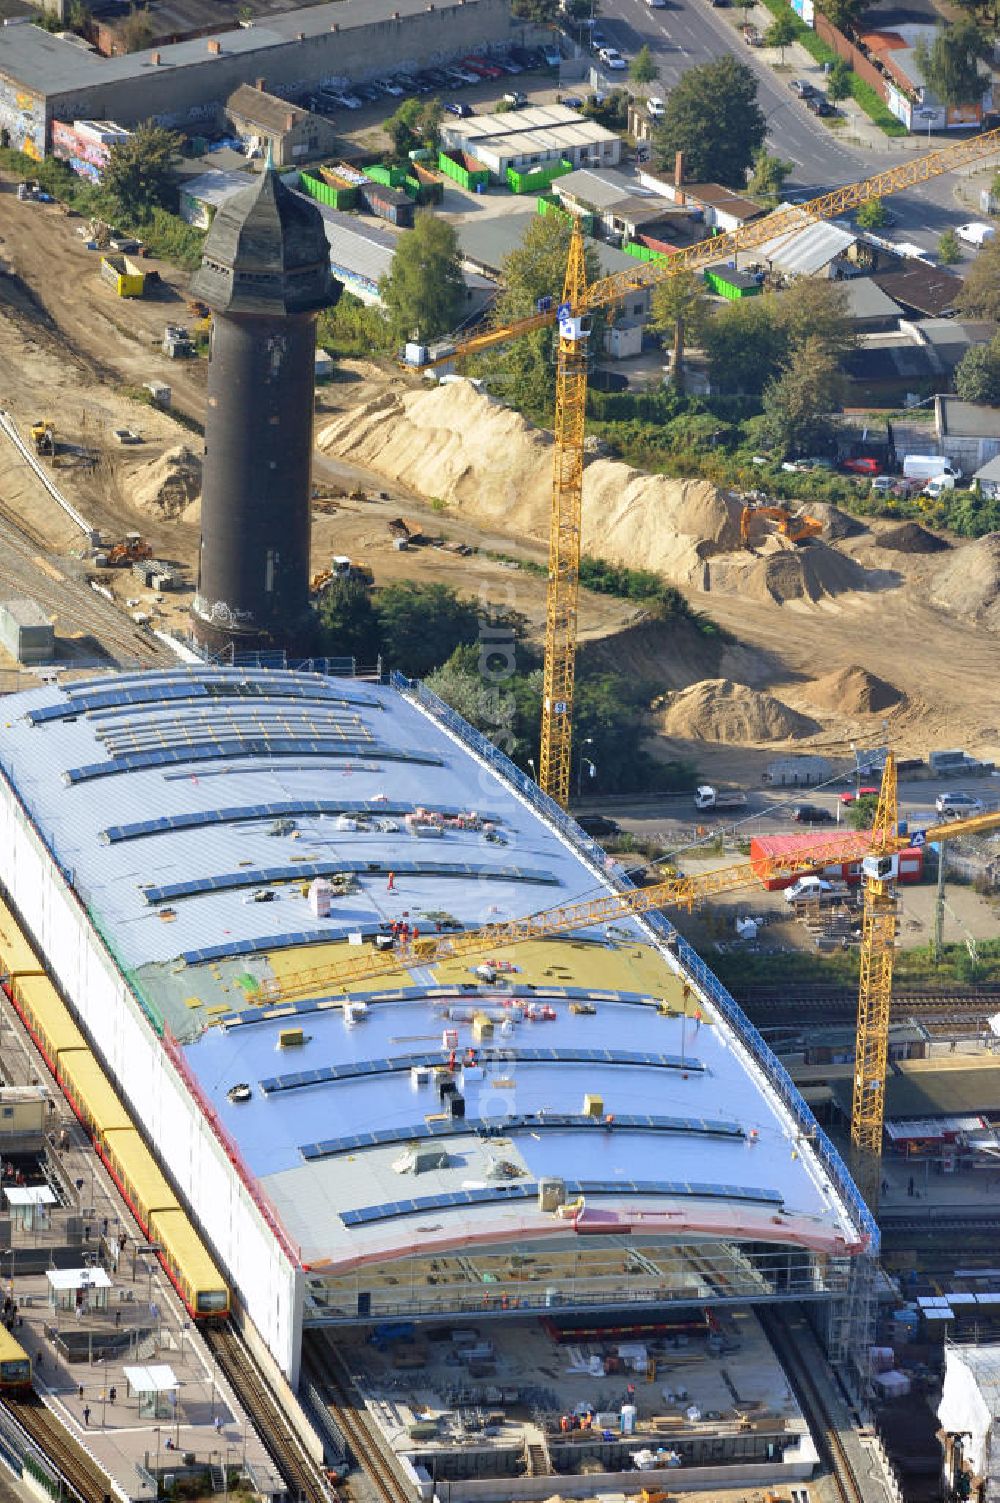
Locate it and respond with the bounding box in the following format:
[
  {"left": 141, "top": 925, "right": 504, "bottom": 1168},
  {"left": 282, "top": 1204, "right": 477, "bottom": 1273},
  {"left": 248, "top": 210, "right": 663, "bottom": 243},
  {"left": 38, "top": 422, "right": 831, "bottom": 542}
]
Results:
[{"left": 938, "top": 1347, "right": 998, "bottom": 1483}]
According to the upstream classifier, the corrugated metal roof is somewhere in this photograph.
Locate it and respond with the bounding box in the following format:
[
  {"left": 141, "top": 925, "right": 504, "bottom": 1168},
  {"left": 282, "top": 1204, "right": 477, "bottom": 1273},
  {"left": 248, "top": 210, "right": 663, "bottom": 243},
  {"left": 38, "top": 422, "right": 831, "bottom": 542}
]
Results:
[{"left": 759, "top": 215, "right": 856, "bottom": 276}]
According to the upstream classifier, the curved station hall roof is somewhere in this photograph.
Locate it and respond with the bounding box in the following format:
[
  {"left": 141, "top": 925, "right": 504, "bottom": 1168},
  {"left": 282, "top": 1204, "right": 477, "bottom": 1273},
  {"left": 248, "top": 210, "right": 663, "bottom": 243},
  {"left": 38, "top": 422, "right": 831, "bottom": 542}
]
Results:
[{"left": 0, "top": 667, "right": 871, "bottom": 1277}]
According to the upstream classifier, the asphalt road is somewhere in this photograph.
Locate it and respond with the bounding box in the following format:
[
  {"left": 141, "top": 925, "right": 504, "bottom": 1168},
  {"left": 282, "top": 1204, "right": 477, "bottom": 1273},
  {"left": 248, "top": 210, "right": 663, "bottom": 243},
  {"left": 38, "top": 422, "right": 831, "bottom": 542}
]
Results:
[
  {"left": 589, "top": 0, "right": 987, "bottom": 252},
  {"left": 582, "top": 772, "right": 1000, "bottom": 844}
]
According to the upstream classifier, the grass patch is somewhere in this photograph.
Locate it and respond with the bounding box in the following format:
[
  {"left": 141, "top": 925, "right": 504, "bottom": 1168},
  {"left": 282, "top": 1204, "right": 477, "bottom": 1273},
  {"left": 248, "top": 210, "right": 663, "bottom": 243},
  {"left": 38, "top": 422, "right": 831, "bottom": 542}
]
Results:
[{"left": 713, "top": 937, "right": 1000, "bottom": 992}]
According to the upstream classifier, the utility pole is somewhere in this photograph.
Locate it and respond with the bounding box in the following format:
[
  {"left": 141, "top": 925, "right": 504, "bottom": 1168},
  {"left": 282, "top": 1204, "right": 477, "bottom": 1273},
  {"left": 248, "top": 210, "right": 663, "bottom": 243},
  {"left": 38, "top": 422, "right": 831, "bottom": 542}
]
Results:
[{"left": 933, "top": 843, "right": 946, "bottom": 964}]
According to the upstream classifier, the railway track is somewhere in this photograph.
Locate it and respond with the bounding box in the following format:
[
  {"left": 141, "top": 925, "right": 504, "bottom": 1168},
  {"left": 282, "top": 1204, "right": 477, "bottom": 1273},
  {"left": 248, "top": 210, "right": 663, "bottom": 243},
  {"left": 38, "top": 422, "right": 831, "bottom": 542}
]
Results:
[
  {"left": 204, "top": 1324, "right": 330, "bottom": 1503},
  {"left": 2, "top": 1394, "right": 112, "bottom": 1503},
  {"left": 737, "top": 983, "right": 1000, "bottom": 1014},
  {"left": 306, "top": 1335, "right": 411, "bottom": 1503},
  {"left": 759, "top": 1311, "right": 867, "bottom": 1503}
]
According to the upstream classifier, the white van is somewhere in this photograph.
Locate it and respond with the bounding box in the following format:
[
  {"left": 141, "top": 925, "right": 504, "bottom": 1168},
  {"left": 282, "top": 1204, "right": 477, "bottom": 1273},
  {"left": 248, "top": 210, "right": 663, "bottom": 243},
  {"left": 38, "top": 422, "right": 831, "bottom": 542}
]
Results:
[
  {"left": 902, "top": 454, "right": 963, "bottom": 483},
  {"left": 784, "top": 876, "right": 832, "bottom": 904},
  {"left": 923, "top": 475, "right": 956, "bottom": 498}
]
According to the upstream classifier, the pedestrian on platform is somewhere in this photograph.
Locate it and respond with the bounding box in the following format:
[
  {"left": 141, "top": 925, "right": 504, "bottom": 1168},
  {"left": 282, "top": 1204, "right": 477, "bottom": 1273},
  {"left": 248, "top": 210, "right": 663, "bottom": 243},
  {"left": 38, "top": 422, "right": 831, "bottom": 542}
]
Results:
[{"left": 83, "top": 1406, "right": 90, "bottom": 1427}]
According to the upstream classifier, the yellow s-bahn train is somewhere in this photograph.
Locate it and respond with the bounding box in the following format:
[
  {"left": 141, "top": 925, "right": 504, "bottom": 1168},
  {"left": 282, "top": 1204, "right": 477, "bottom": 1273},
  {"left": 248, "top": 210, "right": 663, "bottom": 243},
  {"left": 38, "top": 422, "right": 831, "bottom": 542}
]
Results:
[
  {"left": 0, "top": 898, "right": 230, "bottom": 1321},
  {"left": 0, "top": 1327, "right": 32, "bottom": 1392}
]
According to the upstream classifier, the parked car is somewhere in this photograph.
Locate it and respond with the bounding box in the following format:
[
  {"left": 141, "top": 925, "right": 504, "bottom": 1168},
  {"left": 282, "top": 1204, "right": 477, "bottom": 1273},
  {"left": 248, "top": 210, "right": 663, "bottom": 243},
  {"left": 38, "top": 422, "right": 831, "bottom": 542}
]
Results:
[
  {"left": 541, "top": 42, "right": 562, "bottom": 67},
  {"left": 839, "top": 787, "right": 878, "bottom": 805},
  {"left": 503, "top": 90, "right": 528, "bottom": 107},
  {"left": 646, "top": 96, "right": 666, "bottom": 118},
  {"left": 496, "top": 54, "right": 523, "bottom": 73},
  {"left": 841, "top": 457, "right": 881, "bottom": 476},
  {"left": 328, "top": 91, "right": 362, "bottom": 110},
  {"left": 599, "top": 46, "right": 627, "bottom": 69},
  {"left": 956, "top": 221, "right": 996, "bottom": 248},
  {"left": 742, "top": 22, "right": 762, "bottom": 42},
  {"left": 577, "top": 814, "right": 621, "bottom": 837},
  {"left": 423, "top": 67, "right": 451, "bottom": 85},
  {"left": 645, "top": 0, "right": 667, "bottom": 8},
  {"left": 465, "top": 55, "right": 504, "bottom": 78},
  {"left": 790, "top": 79, "right": 815, "bottom": 97},
  {"left": 444, "top": 100, "right": 474, "bottom": 117},
  {"left": 935, "top": 791, "right": 986, "bottom": 817},
  {"left": 374, "top": 78, "right": 405, "bottom": 96},
  {"left": 790, "top": 803, "right": 834, "bottom": 824},
  {"left": 807, "top": 94, "right": 834, "bottom": 116},
  {"left": 561, "top": 93, "right": 584, "bottom": 108},
  {"left": 353, "top": 83, "right": 380, "bottom": 102},
  {"left": 590, "top": 27, "right": 609, "bottom": 49},
  {"left": 446, "top": 66, "right": 479, "bottom": 85}
]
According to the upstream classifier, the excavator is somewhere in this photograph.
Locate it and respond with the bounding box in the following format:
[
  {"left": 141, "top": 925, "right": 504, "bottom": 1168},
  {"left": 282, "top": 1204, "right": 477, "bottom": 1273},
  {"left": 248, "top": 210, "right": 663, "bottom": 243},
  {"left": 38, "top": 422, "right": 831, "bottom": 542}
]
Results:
[
  {"left": 103, "top": 532, "right": 152, "bottom": 566},
  {"left": 740, "top": 503, "right": 823, "bottom": 549},
  {"left": 30, "top": 419, "right": 55, "bottom": 458}
]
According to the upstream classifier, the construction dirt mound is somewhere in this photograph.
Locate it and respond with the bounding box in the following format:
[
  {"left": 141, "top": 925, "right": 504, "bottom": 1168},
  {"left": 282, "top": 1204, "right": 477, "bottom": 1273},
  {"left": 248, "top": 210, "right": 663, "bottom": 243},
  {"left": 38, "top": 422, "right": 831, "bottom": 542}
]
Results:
[
  {"left": 808, "top": 502, "right": 868, "bottom": 541},
  {"left": 736, "top": 545, "right": 869, "bottom": 604},
  {"left": 931, "top": 532, "right": 1000, "bottom": 630},
  {"left": 658, "top": 678, "right": 819, "bottom": 743},
  {"left": 131, "top": 445, "right": 202, "bottom": 522},
  {"left": 876, "top": 521, "right": 950, "bottom": 553},
  {"left": 317, "top": 377, "right": 742, "bottom": 586},
  {"left": 809, "top": 664, "right": 904, "bottom": 714}
]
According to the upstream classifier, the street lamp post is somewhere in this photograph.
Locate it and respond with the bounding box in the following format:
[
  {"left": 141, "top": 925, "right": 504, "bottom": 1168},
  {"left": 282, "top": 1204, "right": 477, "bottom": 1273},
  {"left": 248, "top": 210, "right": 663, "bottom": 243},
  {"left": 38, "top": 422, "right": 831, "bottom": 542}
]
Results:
[
  {"left": 527, "top": 757, "right": 537, "bottom": 784},
  {"left": 576, "top": 737, "right": 595, "bottom": 798}
]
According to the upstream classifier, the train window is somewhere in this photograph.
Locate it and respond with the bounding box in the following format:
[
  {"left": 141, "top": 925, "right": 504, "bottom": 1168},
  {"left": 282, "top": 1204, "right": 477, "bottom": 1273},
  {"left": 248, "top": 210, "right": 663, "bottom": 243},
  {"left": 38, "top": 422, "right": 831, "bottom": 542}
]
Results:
[
  {"left": 196, "top": 1292, "right": 228, "bottom": 1313},
  {"left": 1, "top": 1359, "right": 30, "bottom": 1382},
  {"left": 1, "top": 1109, "right": 11, "bottom": 1119}
]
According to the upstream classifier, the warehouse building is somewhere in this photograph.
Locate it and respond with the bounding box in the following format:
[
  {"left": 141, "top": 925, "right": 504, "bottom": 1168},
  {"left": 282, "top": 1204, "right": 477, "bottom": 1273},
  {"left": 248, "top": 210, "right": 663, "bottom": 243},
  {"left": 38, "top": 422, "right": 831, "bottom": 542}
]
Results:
[
  {"left": 0, "top": 666, "right": 874, "bottom": 1393},
  {"left": 439, "top": 104, "right": 621, "bottom": 179},
  {"left": 0, "top": 0, "right": 512, "bottom": 158}
]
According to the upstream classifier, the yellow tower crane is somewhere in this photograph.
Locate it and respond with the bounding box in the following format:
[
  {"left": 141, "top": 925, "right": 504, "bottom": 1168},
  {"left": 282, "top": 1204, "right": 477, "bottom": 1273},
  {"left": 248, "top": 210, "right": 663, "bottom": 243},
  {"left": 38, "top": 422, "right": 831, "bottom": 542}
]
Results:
[
  {"left": 253, "top": 793, "right": 1000, "bottom": 1210},
  {"left": 407, "top": 128, "right": 1000, "bottom": 807}
]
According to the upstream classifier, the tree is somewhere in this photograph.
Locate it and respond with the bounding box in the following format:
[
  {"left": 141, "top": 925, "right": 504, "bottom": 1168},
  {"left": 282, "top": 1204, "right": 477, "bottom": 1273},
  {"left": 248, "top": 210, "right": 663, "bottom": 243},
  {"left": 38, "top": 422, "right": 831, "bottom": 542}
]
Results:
[
  {"left": 102, "top": 122, "right": 181, "bottom": 220},
  {"left": 748, "top": 147, "right": 793, "bottom": 206},
  {"left": 651, "top": 56, "right": 766, "bottom": 189},
  {"left": 475, "top": 213, "right": 602, "bottom": 418},
  {"left": 774, "top": 276, "right": 856, "bottom": 363},
  {"left": 376, "top": 582, "right": 480, "bottom": 677},
  {"left": 957, "top": 236, "right": 1000, "bottom": 321},
  {"left": 510, "top": 0, "right": 558, "bottom": 20},
  {"left": 426, "top": 645, "right": 543, "bottom": 768},
  {"left": 826, "top": 58, "right": 852, "bottom": 100},
  {"left": 856, "top": 196, "right": 888, "bottom": 229},
  {"left": 704, "top": 296, "right": 789, "bottom": 395},
  {"left": 649, "top": 271, "right": 711, "bottom": 391},
  {"left": 938, "top": 227, "right": 961, "bottom": 264},
  {"left": 955, "top": 337, "right": 1000, "bottom": 405},
  {"left": 378, "top": 212, "right": 466, "bottom": 343},
  {"left": 314, "top": 578, "right": 380, "bottom": 662},
  {"left": 915, "top": 19, "right": 991, "bottom": 107},
  {"left": 630, "top": 45, "right": 659, "bottom": 85},
  {"left": 819, "top": 0, "right": 864, "bottom": 33},
  {"left": 847, "top": 793, "right": 879, "bottom": 829},
  {"left": 385, "top": 97, "right": 441, "bottom": 161},
  {"left": 119, "top": 3, "right": 153, "bottom": 51},
  {"left": 761, "top": 335, "right": 844, "bottom": 452},
  {"left": 764, "top": 12, "right": 797, "bottom": 62}
]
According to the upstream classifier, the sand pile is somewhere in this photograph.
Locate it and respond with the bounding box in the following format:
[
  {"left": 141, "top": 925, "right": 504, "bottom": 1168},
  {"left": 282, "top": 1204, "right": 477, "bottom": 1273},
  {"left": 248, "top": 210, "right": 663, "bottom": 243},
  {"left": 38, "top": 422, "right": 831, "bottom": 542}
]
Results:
[
  {"left": 810, "top": 664, "right": 903, "bottom": 714},
  {"left": 931, "top": 532, "right": 1000, "bottom": 629},
  {"left": 659, "top": 678, "right": 818, "bottom": 743},
  {"left": 808, "top": 502, "right": 868, "bottom": 541},
  {"left": 740, "top": 545, "right": 869, "bottom": 604},
  {"left": 876, "top": 521, "right": 949, "bottom": 553},
  {"left": 131, "top": 445, "right": 202, "bottom": 521},
  {"left": 317, "top": 378, "right": 741, "bottom": 586}
]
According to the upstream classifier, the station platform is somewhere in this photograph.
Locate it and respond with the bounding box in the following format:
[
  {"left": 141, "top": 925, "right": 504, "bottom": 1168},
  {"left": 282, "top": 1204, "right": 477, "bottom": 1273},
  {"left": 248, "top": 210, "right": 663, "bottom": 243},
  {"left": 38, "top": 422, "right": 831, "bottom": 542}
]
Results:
[{"left": 0, "top": 991, "right": 284, "bottom": 1502}]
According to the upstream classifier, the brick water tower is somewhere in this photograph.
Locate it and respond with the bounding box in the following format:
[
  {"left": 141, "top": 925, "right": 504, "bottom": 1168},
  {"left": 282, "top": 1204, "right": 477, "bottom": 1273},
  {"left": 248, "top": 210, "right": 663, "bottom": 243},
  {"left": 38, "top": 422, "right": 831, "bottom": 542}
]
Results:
[{"left": 190, "top": 159, "right": 339, "bottom": 654}]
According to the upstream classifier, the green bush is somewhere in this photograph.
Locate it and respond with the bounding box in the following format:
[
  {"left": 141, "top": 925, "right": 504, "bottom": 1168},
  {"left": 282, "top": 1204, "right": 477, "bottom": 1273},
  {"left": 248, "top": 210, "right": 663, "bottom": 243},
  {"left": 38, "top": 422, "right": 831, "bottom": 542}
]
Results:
[{"left": 0, "top": 145, "right": 206, "bottom": 267}]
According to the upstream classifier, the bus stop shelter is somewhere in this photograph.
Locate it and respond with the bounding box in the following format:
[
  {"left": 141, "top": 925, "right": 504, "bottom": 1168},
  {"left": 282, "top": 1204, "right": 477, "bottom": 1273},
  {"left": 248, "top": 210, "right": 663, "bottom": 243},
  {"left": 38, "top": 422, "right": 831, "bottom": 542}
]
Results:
[{"left": 124, "top": 1364, "right": 180, "bottom": 1420}]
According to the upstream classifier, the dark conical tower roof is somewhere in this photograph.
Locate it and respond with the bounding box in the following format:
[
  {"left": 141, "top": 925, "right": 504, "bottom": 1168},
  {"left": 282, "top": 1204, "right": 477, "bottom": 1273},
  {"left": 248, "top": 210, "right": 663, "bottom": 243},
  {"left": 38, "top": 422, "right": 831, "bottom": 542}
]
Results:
[{"left": 191, "top": 159, "right": 337, "bottom": 316}]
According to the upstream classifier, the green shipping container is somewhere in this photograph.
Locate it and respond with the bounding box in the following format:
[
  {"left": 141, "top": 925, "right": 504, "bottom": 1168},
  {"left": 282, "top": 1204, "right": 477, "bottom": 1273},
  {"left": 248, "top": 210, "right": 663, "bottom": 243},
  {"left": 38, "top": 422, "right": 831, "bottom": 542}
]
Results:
[
  {"left": 437, "top": 150, "right": 489, "bottom": 192},
  {"left": 703, "top": 266, "right": 761, "bottom": 300},
  {"left": 536, "top": 195, "right": 594, "bottom": 236},
  {"left": 623, "top": 240, "right": 667, "bottom": 265},
  {"left": 299, "top": 170, "right": 358, "bottom": 211},
  {"left": 506, "top": 158, "right": 573, "bottom": 195},
  {"left": 366, "top": 163, "right": 408, "bottom": 188}
]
